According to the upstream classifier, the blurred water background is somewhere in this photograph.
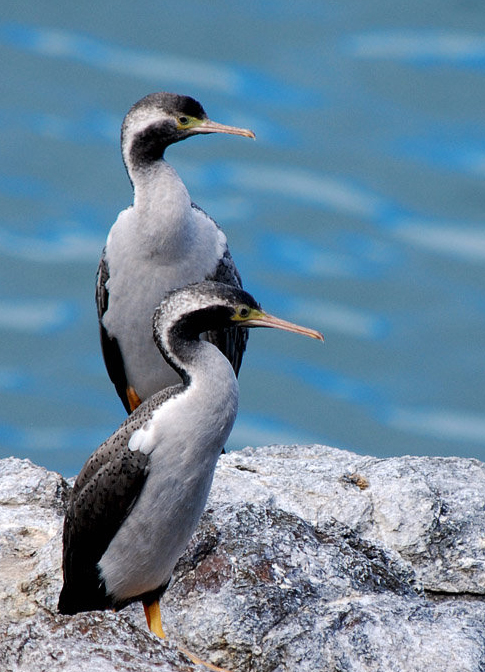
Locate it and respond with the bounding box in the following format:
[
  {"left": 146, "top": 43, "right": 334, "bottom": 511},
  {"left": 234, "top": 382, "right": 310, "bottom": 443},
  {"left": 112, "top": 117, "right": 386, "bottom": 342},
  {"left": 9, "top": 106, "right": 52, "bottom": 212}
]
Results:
[{"left": 1, "top": 1, "right": 484, "bottom": 476}]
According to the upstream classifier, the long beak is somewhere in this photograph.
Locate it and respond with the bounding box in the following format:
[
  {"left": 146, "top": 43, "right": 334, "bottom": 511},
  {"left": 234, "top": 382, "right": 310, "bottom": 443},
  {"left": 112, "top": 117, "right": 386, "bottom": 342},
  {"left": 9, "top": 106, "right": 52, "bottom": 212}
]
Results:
[
  {"left": 243, "top": 311, "right": 324, "bottom": 341},
  {"left": 196, "top": 118, "right": 255, "bottom": 139}
]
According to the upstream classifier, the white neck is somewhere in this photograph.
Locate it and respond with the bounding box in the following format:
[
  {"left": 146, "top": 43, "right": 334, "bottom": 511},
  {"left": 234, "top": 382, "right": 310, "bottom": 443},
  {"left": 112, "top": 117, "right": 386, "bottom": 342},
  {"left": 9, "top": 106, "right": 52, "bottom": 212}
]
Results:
[
  {"left": 130, "top": 160, "right": 194, "bottom": 259},
  {"left": 128, "top": 339, "right": 239, "bottom": 463},
  {"left": 184, "top": 341, "right": 239, "bottom": 453}
]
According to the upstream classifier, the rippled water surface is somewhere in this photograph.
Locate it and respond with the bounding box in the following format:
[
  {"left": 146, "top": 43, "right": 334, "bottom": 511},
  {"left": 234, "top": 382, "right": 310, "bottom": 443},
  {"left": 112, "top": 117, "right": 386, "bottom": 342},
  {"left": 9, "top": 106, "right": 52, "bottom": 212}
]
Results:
[{"left": 1, "top": 2, "right": 485, "bottom": 475}]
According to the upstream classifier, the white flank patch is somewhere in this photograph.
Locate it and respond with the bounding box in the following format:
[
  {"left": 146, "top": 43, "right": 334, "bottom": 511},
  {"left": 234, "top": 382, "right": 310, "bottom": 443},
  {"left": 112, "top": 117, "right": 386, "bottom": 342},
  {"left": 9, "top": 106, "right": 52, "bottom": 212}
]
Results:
[{"left": 127, "top": 392, "right": 188, "bottom": 455}]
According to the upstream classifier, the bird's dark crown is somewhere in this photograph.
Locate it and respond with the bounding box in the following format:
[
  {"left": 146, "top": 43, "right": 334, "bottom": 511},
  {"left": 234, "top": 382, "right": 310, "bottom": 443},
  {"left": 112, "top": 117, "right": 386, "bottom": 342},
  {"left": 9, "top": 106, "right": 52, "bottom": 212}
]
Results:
[
  {"left": 152, "top": 282, "right": 258, "bottom": 380},
  {"left": 155, "top": 282, "right": 260, "bottom": 342},
  {"left": 121, "top": 92, "right": 209, "bottom": 169},
  {"left": 127, "top": 92, "right": 207, "bottom": 120}
]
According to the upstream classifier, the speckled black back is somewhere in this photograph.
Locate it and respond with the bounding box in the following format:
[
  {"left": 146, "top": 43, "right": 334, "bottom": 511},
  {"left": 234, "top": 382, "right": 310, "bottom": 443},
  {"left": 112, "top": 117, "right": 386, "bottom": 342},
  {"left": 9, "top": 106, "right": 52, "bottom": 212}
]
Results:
[{"left": 58, "top": 385, "right": 184, "bottom": 613}]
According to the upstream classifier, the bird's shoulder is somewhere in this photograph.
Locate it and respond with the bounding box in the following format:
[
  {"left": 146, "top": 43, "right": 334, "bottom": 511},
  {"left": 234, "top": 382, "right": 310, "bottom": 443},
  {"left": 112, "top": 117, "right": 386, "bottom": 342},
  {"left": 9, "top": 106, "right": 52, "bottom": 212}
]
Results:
[
  {"left": 188, "top": 204, "right": 241, "bottom": 286},
  {"left": 203, "top": 248, "right": 247, "bottom": 376},
  {"left": 95, "top": 250, "right": 133, "bottom": 412},
  {"left": 73, "top": 385, "right": 184, "bottom": 496},
  {"left": 207, "top": 246, "right": 243, "bottom": 289},
  {"left": 190, "top": 201, "right": 219, "bottom": 229},
  {"left": 188, "top": 205, "right": 246, "bottom": 375}
]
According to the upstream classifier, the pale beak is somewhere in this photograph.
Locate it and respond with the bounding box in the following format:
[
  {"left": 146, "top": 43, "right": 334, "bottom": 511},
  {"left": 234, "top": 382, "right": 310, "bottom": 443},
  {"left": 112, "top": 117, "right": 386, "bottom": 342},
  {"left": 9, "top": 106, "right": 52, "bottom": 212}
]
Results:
[
  {"left": 196, "top": 119, "right": 255, "bottom": 139},
  {"left": 244, "top": 312, "right": 324, "bottom": 341}
]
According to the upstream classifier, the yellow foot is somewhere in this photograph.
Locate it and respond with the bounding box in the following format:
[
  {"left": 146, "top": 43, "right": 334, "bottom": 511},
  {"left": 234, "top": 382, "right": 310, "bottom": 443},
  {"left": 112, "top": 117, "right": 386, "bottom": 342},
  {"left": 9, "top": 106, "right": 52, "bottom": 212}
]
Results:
[
  {"left": 177, "top": 644, "right": 231, "bottom": 672},
  {"left": 143, "top": 600, "right": 166, "bottom": 639},
  {"left": 142, "top": 601, "right": 229, "bottom": 671}
]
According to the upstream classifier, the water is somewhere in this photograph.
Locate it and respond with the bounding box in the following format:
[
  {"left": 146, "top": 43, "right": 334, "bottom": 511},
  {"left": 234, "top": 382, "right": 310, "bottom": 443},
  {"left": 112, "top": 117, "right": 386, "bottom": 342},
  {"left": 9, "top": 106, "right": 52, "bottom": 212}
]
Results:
[{"left": 1, "top": 2, "right": 484, "bottom": 476}]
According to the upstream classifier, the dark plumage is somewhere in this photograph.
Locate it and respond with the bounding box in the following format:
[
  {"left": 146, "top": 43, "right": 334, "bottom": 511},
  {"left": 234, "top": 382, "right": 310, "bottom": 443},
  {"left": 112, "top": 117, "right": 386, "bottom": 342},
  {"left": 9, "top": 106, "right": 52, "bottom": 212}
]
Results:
[{"left": 58, "top": 387, "right": 175, "bottom": 614}]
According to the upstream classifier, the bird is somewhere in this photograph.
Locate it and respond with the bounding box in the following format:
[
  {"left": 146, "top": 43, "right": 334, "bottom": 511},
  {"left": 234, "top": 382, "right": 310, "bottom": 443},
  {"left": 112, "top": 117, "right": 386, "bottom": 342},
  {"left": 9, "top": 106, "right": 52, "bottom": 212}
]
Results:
[
  {"left": 96, "top": 92, "right": 255, "bottom": 414},
  {"left": 59, "top": 281, "right": 323, "bottom": 659}
]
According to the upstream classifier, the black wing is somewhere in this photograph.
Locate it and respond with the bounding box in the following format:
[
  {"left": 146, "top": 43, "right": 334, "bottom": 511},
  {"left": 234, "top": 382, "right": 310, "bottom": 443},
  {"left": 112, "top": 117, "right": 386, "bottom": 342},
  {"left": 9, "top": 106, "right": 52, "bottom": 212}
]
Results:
[
  {"left": 95, "top": 251, "right": 131, "bottom": 413},
  {"left": 205, "top": 246, "right": 249, "bottom": 378},
  {"left": 58, "top": 388, "right": 181, "bottom": 614}
]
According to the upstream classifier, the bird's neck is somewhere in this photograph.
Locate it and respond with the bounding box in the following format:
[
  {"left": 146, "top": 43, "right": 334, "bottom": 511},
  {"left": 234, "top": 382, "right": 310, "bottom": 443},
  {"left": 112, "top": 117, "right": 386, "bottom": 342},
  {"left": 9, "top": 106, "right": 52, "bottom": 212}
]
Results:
[
  {"left": 159, "top": 325, "right": 221, "bottom": 384},
  {"left": 161, "top": 338, "right": 239, "bottom": 455},
  {"left": 130, "top": 160, "right": 194, "bottom": 257}
]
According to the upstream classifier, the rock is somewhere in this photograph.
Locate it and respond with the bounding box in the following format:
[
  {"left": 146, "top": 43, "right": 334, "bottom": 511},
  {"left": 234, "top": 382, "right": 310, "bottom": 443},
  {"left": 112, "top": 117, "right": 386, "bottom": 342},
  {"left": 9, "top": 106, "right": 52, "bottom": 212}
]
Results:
[
  {"left": 212, "top": 445, "right": 485, "bottom": 594},
  {"left": 2, "top": 611, "right": 188, "bottom": 672},
  {"left": 0, "top": 446, "right": 484, "bottom": 672}
]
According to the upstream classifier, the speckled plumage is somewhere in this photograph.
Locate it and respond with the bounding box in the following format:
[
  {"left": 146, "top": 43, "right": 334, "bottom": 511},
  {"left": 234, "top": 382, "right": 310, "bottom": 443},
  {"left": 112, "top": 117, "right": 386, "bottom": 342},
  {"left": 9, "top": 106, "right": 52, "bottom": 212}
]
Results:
[
  {"left": 58, "top": 386, "right": 181, "bottom": 613},
  {"left": 59, "top": 282, "right": 258, "bottom": 615},
  {"left": 96, "top": 92, "right": 253, "bottom": 413},
  {"left": 59, "top": 281, "right": 322, "bottom": 633}
]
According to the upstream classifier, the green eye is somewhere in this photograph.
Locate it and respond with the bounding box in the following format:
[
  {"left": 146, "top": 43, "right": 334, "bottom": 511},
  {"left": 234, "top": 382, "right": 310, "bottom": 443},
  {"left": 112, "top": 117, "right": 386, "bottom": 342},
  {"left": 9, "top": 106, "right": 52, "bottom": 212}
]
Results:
[
  {"left": 231, "top": 304, "right": 256, "bottom": 323},
  {"left": 238, "top": 306, "right": 250, "bottom": 318}
]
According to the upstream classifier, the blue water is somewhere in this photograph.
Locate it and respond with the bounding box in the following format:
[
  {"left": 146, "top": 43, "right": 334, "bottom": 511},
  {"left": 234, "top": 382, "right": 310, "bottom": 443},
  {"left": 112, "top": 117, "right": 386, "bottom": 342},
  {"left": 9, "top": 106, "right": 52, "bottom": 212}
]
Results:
[{"left": 1, "top": 3, "right": 485, "bottom": 476}]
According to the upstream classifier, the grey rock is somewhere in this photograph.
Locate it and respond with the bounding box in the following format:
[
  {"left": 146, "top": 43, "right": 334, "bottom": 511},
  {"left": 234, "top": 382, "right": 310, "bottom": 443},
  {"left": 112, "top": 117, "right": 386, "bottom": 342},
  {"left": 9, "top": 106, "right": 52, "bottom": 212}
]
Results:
[
  {"left": 2, "top": 611, "right": 189, "bottom": 672},
  {"left": 212, "top": 445, "right": 485, "bottom": 594},
  {"left": 0, "top": 446, "right": 484, "bottom": 672}
]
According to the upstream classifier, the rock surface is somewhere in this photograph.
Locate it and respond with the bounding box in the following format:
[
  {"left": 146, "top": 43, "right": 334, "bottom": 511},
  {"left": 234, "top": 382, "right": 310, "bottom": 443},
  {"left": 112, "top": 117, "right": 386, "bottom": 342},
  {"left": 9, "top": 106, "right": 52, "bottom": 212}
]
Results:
[{"left": 1, "top": 445, "right": 484, "bottom": 671}]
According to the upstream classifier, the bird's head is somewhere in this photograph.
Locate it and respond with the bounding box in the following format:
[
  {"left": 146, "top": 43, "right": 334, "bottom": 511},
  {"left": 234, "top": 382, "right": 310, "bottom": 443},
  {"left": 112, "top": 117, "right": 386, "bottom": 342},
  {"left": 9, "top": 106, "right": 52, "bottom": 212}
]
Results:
[
  {"left": 121, "top": 92, "right": 254, "bottom": 173},
  {"left": 153, "top": 281, "right": 323, "bottom": 364}
]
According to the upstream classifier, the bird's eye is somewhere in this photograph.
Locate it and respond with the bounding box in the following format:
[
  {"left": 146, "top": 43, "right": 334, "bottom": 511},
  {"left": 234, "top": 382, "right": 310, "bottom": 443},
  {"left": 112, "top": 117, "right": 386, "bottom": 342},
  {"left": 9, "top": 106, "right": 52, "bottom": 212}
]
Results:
[
  {"left": 238, "top": 306, "right": 250, "bottom": 318},
  {"left": 178, "top": 116, "right": 189, "bottom": 126}
]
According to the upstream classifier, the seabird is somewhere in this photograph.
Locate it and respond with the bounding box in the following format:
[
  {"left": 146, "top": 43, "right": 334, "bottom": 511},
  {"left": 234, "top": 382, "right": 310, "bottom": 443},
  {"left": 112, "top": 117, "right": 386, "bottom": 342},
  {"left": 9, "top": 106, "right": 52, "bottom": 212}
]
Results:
[
  {"left": 59, "top": 281, "right": 323, "bottom": 662},
  {"left": 96, "top": 92, "right": 255, "bottom": 414}
]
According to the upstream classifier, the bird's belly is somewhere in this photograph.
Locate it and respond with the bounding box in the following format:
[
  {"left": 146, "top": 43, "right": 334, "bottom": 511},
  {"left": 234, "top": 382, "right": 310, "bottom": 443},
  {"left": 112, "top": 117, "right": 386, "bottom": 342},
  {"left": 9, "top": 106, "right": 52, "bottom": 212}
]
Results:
[
  {"left": 102, "top": 259, "right": 217, "bottom": 400},
  {"left": 98, "top": 453, "right": 219, "bottom": 603},
  {"left": 121, "top": 321, "right": 181, "bottom": 400},
  {"left": 97, "top": 346, "right": 239, "bottom": 604}
]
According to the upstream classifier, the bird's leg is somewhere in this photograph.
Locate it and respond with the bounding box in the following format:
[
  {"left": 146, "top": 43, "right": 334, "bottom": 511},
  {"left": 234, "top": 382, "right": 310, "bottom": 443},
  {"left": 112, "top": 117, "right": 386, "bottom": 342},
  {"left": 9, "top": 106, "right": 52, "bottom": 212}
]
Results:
[
  {"left": 142, "top": 600, "right": 230, "bottom": 671},
  {"left": 143, "top": 599, "right": 166, "bottom": 638},
  {"left": 127, "top": 386, "right": 142, "bottom": 412}
]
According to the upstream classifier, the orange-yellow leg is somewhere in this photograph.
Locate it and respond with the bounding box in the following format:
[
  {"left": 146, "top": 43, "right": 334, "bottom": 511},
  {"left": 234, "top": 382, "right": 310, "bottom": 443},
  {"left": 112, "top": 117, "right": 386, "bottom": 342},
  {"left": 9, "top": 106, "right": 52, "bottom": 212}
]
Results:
[
  {"left": 127, "top": 386, "right": 142, "bottom": 412},
  {"left": 142, "top": 600, "right": 230, "bottom": 672},
  {"left": 143, "top": 599, "right": 165, "bottom": 639}
]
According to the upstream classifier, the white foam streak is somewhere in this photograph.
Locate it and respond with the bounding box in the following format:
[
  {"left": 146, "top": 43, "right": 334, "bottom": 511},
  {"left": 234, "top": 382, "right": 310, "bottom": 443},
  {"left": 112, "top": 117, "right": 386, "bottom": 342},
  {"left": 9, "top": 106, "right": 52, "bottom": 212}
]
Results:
[
  {"left": 0, "top": 226, "right": 104, "bottom": 262},
  {"left": 387, "top": 407, "right": 485, "bottom": 444},
  {"left": 347, "top": 31, "right": 485, "bottom": 61},
  {"left": 22, "top": 25, "right": 241, "bottom": 93},
  {"left": 395, "top": 221, "right": 485, "bottom": 262},
  {"left": 293, "top": 298, "right": 385, "bottom": 339},
  {"left": 234, "top": 165, "right": 385, "bottom": 219},
  {"left": 0, "top": 300, "right": 72, "bottom": 332}
]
